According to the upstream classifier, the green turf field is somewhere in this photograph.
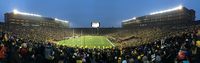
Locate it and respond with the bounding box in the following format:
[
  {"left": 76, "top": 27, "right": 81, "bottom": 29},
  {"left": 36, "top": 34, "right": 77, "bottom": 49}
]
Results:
[{"left": 57, "top": 36, "right": 114, "bottom": 48}]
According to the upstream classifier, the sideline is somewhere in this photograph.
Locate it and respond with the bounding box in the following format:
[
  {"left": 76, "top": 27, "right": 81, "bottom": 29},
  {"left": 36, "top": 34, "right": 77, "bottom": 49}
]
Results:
[{"left": 106, "top": 39, "right": 115, "bottom": 47}]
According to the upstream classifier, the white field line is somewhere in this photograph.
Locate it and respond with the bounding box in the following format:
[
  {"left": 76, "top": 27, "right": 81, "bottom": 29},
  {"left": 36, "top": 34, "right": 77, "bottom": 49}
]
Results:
[{"left": 106, "top": 39, "right": 115, "bottom": 47}]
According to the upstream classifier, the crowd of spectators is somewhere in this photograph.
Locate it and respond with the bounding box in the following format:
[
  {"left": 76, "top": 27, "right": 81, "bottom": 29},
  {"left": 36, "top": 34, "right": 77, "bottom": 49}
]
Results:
[
  {"left": 0, "top": 28, "right": 199, "bottom": 63},
  {"left": 7, "top": 27, "right": 73, "bottom": 42},
  {"left": 108, "top": 25, "right": 197, "bottom": 47},
  {"left": 0, "top": 24, "right": 198, "bottom": 63}
]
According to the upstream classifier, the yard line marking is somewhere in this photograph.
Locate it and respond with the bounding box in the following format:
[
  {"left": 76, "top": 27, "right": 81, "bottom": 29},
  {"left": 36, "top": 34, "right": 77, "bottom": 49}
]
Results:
[{"left": 106, "top": 39, "right": 115, "bottom": 47}]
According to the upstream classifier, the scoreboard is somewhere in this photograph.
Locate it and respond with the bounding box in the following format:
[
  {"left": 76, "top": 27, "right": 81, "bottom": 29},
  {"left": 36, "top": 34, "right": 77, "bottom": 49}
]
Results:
[{"left": 91, "top": 21, "right": 100, "bottom": 28}]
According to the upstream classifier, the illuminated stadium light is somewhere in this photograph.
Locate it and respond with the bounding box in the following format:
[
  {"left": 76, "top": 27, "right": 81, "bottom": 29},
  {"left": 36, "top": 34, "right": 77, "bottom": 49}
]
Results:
[
  {"left": 54, "top": 18, "right": 69, "bottom": 23},
  {"left": 150, "top": 5, "right": 183, "bottom": 15},
  {"left": 13, "top": 9, "right": 42, "bottom": 17},
  {"left": 122, "top": 17, "right": 136, "bottom": 22}
]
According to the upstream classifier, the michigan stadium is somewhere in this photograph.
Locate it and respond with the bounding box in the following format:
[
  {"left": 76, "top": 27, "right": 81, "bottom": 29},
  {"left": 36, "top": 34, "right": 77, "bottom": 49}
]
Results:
[{"left": 1, "top": 1, "right": 200, "bottom": 63}]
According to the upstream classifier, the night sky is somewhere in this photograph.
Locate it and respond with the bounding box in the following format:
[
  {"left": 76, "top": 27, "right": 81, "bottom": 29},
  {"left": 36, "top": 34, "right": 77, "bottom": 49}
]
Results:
[{"left": 0, "top": 0, "right": 199, "bottom": 28}]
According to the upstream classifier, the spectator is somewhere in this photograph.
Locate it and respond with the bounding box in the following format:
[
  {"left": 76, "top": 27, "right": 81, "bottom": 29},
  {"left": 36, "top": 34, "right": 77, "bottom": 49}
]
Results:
[
  {"left": 44, "top": 43, "right": 54, "bottom": 63},
  {"left": 142, "top": 54, "right": 149, "bottom": 63},
  {"left": 0, "top": 42, "right": 6, "bottom": 63},
  {"left": 19, "top": 43, "right": 29, "bottom": 63}
]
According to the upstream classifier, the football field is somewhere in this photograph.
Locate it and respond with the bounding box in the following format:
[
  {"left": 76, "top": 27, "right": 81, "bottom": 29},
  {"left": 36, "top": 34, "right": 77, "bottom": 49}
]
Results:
[{"left": 57, "top": 36, "right": 114, "bottom": 48}]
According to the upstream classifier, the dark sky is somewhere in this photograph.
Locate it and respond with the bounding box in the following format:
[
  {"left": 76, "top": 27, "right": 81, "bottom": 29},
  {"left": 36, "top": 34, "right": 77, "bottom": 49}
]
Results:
[{"left": 0, "top": 0, "right": 199, "bottom": 28}]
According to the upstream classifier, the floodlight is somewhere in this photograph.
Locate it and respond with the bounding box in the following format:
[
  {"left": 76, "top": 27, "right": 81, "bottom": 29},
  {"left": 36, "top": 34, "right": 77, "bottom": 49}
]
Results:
[
  {"left": 13, "top": 9, "right": 19, "bottom": 14},
  {"left": 122, "top": 17, "right": 136, "bottom": 22},
  {"left": 150, "top": 5, "right": 183, "bottom": 15},
  {"left": 12, "top": 9, "right": 42, "bottom": 17},
  {"left": 54, "top": 18, "right": 69, "bottom": 23}
]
